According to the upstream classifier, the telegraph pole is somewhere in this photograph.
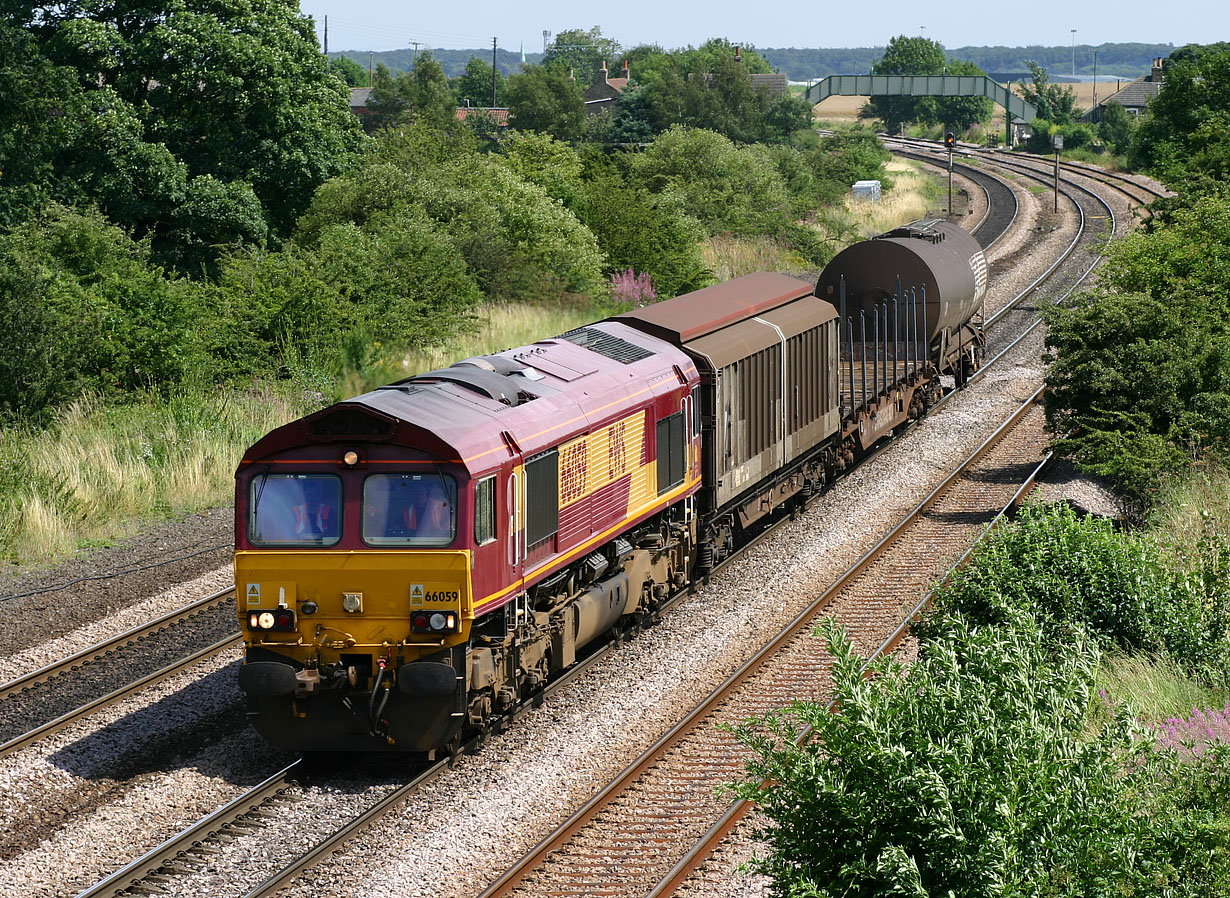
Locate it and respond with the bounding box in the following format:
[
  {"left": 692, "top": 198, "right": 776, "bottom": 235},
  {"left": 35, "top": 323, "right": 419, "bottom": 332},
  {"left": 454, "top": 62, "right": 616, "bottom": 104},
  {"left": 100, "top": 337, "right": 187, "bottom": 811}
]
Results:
[
  {"left": 412, "top": 41, "right": 421, "bottom": 63},
  {"left": 491, "top": 37, "right": 498, "bottom": 107}
]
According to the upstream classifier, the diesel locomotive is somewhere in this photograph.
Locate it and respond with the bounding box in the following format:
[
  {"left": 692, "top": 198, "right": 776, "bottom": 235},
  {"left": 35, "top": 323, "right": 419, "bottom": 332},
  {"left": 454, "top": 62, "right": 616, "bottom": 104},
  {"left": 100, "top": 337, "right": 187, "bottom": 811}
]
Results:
[{"left": 235, "top": 219, "right": 988, "bottom": 752}]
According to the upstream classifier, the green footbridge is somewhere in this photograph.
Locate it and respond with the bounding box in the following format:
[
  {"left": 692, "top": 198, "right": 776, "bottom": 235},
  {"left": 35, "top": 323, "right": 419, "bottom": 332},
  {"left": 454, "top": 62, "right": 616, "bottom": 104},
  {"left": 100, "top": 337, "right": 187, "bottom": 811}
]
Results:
[{"left": 805, "top": 75, "right": 1038, "bottom": 145}]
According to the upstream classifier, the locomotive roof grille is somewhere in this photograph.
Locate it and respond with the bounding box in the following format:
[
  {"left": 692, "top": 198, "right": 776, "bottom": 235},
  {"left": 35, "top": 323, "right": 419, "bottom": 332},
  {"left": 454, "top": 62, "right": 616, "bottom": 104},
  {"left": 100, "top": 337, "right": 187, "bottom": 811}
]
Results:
[
  {"left": 306, "top": 407, "right": 397, "bottom": 439},
  {"left": 558, "top": 327, "right": 654, "bottom": 364}
]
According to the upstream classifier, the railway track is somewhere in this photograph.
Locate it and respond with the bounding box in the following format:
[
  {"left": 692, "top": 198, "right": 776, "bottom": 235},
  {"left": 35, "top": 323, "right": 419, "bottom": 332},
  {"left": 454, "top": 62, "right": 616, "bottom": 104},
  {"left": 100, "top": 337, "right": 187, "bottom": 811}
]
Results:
[
  {"left": 0, "top": 588, "right": 239, "bottom": 758},
  {"left": 20, "top": 151, "right": 1135, "bottom": 898},
  {"left": 478, "top": 389, "right": 1052, "bottom": 898}
]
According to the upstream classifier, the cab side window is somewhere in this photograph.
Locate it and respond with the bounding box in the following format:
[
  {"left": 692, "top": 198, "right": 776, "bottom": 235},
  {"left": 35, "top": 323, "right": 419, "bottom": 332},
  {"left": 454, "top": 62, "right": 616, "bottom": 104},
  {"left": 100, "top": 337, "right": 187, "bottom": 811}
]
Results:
[{"left": 475, "top": 476, "right": 496, "bottom": 545}]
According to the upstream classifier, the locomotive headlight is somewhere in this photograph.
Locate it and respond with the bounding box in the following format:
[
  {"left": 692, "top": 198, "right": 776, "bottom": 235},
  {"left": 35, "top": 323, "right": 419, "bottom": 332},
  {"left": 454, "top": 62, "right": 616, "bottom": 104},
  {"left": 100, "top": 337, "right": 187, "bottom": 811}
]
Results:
[
  {"left": 429, "top": 612, "right": 447, "bottom": 630},
  {"left": 257, "top": 612, "right": 276, "bottom": 630},
  {"left": 342, "top": 592, "right": 363, "bottom": 613},
  {"left": 342, "top": 449, "right": 360, "bottom": 467}
]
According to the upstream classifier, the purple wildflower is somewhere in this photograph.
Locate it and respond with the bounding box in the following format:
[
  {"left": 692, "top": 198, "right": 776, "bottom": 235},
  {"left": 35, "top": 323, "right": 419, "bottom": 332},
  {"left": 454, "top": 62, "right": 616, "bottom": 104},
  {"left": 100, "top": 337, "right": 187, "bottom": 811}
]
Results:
[{"left": 610, "top": 269, "right": 657, "bottom": 307}]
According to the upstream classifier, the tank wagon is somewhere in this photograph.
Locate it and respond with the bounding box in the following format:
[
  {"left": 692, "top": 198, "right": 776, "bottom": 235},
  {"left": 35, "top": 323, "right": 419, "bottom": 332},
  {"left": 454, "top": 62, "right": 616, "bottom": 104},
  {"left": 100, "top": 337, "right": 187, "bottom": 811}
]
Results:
[{"left": 234, "top": 223, "right": 988, "bottom": 753}]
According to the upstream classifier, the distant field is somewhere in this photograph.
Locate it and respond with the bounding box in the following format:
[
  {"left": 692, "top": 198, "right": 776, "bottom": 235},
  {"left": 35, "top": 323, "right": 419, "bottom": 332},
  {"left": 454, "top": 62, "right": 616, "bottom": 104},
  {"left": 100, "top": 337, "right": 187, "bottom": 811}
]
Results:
[{"left": 813, "top": 81, "right": 1112, "bottom": 128}]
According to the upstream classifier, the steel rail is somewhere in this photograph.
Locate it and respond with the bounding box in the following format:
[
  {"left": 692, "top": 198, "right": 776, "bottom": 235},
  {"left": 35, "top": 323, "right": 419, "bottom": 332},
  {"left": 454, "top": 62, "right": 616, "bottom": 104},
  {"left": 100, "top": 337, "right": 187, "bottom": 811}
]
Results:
[
  {"left": 0, "top": 586, "right": 235, "bottom": 701},
  {"left": 72, "top": 761, "right": 306, "bottom": 898},
  {"left": 649, "top": 409, "right": 1055, "bottom": 898},
  {"left": 0, "top": 633, "right": 239, "bottom": 759},
  {"left": 480, "top": 385, "right": 1049, "bottom": 898}
]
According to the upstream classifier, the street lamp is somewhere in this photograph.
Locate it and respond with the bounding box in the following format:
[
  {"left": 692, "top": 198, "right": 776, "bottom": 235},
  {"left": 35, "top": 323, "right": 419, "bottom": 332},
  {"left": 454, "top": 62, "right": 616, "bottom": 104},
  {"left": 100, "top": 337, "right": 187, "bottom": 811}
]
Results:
[{"left": 1071, "top": 29, "right": 1077, "bottom": 77}]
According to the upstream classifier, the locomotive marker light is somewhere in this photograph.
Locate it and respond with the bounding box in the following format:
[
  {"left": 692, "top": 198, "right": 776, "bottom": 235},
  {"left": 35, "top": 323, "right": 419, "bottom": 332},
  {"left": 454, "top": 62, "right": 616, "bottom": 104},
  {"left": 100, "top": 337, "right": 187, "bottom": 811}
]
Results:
[
  {"left": 342, "top": 591, "right": 363, "bottom": 613},
  {"left": 248, "top": 608, "right": 297, "bottom": 631}
]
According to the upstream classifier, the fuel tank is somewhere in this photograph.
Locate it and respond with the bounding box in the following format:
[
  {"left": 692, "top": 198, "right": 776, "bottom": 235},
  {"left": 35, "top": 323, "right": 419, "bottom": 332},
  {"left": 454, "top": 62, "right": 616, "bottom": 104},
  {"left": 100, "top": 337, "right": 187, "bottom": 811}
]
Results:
[{"left": 815, "top": 219, "right": 988, "bottom": 342}]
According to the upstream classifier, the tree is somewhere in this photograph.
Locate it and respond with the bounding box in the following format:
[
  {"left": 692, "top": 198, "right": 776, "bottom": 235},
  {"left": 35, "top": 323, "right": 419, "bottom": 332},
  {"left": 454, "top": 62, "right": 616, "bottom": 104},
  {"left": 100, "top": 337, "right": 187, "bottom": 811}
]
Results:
[
  {"left": 1019, "top": 60, "right": 1080, "bottom": 125},
  {"left": 1098, "top": 101, "right": 1135, "bottom": 156},
  {"left": 1131, "top": 44, "right": 1230, "bottom": 187},
  {"left": 5, "top": 1, "right": 364, "bottom": 238},
  {"left": 937, "top": 58, "right": 994, "bottom": 129},
  {"left": 1042, "top": 190, "right": 1230, "bottom": 502},
  {"left": 864, "top": 35, "right": 948, "bottom": 128},
  {"left": 329, "top": 54, "right": 369, "bottom": 87},
  {"left": 505, "top": 65, "right": 585, "bottom": 140},
  {"left": 542, "top": 26, "right": 621, "bottom": 83},
  {"left": 405, "top": 53, "right": 457, "bottom": 130},
  {"left": 455, "top": 56, "right": 504, "bottom": 108}
]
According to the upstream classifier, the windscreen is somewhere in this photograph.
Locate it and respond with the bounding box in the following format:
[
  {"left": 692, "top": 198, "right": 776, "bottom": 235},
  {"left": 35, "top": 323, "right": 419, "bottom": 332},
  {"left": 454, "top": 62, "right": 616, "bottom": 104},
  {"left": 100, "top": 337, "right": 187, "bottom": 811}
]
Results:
[
  {"left": 362, "top": 474, "right": 457, "bottom": 547},
  {"left": 248, "top": 474, "right": 342, "bottom": 546}
]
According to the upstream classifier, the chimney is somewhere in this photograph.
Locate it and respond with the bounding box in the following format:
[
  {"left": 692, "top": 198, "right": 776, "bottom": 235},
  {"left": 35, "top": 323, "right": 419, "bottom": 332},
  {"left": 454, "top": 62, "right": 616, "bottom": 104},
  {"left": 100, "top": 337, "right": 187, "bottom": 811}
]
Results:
[
  {"left": 1151, "top": 58, "right": 1165, "bottom": 82},
  {"left": 621, "top": 59, "right": 629, "bottom": 80},
  {"left": 598, "top": 58, "right": 608, "bottom": 85},
  {"left": 735, "top": 46, "right": 742, "bottom": 63}
]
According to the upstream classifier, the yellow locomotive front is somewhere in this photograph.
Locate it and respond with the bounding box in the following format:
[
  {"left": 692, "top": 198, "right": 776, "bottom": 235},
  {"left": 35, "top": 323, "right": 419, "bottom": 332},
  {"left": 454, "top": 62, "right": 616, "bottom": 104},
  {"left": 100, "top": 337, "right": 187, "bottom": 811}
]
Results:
[{"left": 236, "top": 464, "right": 478, "bottom": 752}]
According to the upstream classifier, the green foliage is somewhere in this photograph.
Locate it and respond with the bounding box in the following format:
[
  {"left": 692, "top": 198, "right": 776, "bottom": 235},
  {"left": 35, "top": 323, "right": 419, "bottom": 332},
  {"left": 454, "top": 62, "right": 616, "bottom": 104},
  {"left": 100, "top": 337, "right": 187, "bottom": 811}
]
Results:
[
  {"left": 1042, "top": 190, "right": 1230, "bottom": 502},
  {"left": 922, "top": 503, "right": 1230, "bottom": 688},
  {"left": 0, "top": 206, "right": 211, "bottom": 417},
  {"left": 542, "top": 26, "right": 622, "bottom": 83},
  {"left": 576, "top": 157, "right": 711, "bottom": 299},
  {"left": 1098, "top": 101, "right": 1136, "bottom": 156},
  {"left": 629, "top": 126, "right": 791, "bottom": 235},
  {"left": 731, "top": 613, "right": 1230, "bottom": 898},
  {"left": 938, "top": 58, "right": 995, "bottom": 130},
  {"left": 455, "top": 56, "right": 504, "bottom": 108},
  {"left": 328, "top": 54, "right": 369, "bottom": 87},
  {"left": 364, "top": 55, "right": 459, "bottom": 132},
  {"left": 635, "top": 46, "right": 807, "bottom": 145},
  {"left": 804, "top": 126, "right": 895, "bottom": 204},
  {"left": 865, "top": 36, "right": 948, "bottom": 127},
  {"left": 1019, "top": 60, "right": 1082, "bottom": 125},
  {"left": 1131, "top": 44, "right": 1230, "bottom": 188},
  {"left": 2, "top": 4, "right": 363, "bottom": 257},
  {"left": 505, "top": 65, "right": 585, "bottom": 140},
  {"left": 298, "top": 127, "right": 605, "bottom": 303},
  {"left": 498, "top": 132, "right": 586, "bottom": 210}
]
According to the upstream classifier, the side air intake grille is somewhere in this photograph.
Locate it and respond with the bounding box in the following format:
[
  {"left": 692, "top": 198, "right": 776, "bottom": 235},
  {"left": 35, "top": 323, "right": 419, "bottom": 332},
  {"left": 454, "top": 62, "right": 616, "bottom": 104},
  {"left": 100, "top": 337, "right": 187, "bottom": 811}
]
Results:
[
  {"left": 559, "top": 327, "right": 654, "bottom": 364},
  {"left": 306, "top": 407, "right": 397, "bottom": 439}
]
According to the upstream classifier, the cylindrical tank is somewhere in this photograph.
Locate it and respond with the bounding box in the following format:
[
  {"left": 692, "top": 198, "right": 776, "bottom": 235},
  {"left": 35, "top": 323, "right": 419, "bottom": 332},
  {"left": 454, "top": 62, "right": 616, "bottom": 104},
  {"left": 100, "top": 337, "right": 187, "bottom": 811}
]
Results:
[{"left": 815, "top": 219, "right": 988, "bottom": 343}]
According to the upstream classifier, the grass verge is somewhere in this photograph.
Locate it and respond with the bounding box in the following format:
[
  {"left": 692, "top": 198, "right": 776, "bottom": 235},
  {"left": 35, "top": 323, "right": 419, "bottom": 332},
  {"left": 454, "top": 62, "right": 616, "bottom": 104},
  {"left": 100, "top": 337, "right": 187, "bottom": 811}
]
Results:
[{"left": 0, "top": 383, "right": 319, "bottom": 567}]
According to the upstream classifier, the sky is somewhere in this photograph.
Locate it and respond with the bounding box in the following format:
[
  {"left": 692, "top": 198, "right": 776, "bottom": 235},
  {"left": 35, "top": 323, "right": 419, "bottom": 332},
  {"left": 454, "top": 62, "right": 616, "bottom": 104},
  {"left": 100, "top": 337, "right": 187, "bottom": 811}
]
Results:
[{"left": 297, "top": 0, "right": 1220, "bottom": 56}]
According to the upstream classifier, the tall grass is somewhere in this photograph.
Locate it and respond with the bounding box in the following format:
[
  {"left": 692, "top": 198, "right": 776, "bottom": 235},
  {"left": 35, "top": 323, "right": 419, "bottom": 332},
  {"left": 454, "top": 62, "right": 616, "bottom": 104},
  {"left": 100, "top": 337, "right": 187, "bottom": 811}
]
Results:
[
  {"left": 0, "top": 384, "right": 318, "bottom": 566},
  {"left": 812, "top": 159, "right": 938, "bottom": 245},
  {"left": 341, "top": 299, "right": 608, "bottom": 398},
  {"left": 1147, "top": 464, "right": 1230, "bottom": 557},
  {"left": 701, "top": 234, "right": 806, "bottom": 280},
  {"left": 1087, "top": 652, "right": 1230, "bottom": 734}
]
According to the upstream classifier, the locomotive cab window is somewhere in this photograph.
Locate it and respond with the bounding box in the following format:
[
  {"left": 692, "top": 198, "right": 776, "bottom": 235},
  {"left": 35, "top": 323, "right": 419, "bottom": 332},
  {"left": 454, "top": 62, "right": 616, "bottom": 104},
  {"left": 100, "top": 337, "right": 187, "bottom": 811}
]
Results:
[
  {"left": 657, "top": 412, "right": 685, "bottom": 494},
  {"left": 362, "top": 474, "right": 457, "bottom": 547},
  {"left": 474, "top": 475, "right": 496, "bottom": 545},
  {"left": 249, "top": 474, "right": 342, "bottom": 546}
]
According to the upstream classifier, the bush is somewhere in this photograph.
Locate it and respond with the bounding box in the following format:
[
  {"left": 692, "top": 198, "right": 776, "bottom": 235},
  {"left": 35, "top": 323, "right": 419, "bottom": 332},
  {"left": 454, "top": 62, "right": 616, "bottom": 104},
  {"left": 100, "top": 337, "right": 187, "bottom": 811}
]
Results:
[
  {"left": 730, "top": 614, "right": 1230, "bottom": 898},
  {"left": 920, "top": 503, "right": 1230, "bottom": 688},
  {"left": 628, "top": 126, "right": 793, "bottom": 236},
  {"left": 0, "top": 206, "right": 212, "bottom": 418}
]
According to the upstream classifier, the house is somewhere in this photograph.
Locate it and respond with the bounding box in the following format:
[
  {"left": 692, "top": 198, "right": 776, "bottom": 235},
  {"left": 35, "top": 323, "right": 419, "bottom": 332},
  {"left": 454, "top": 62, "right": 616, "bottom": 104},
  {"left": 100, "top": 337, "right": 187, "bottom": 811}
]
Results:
[
  {"left": 349, "top": 87, "right": 373, "bottom": 117},
  {"left": 455, "top": 106, "right": 510, "bottom": 128},
  {"left": 583, "top": 59, "right": 630, "bottom": 115},
  {"left": 1082, "top": 58, "right": 1166, "bottom": 123}
]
